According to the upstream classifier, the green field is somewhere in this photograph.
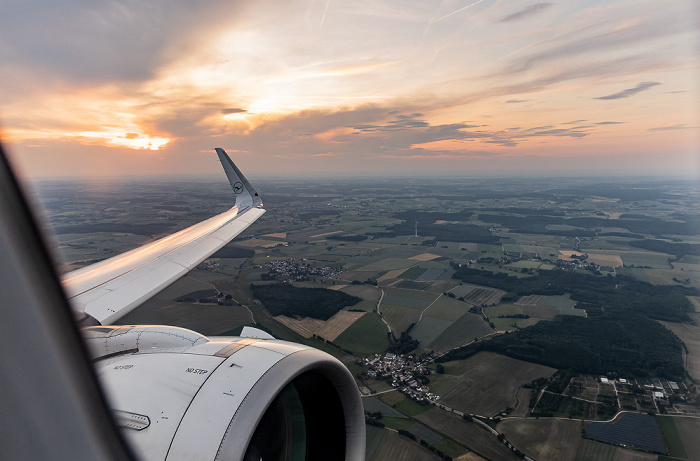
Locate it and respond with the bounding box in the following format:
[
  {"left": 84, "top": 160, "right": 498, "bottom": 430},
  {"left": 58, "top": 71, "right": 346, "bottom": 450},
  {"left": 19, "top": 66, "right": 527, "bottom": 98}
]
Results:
[
  {"left": 657, "top": 416, "right": 688, "bottom": 459},
  {"left": 484, "top": 304, "right": 523, "bottom": 317},
  {"left": 498, "top": 418, "right": 583, "bottom": 461},
  {"left": 575, "top": 438, "right": 617, "bottom": 461},
  {"left": 400, "top": 266, "right": 428, "bottom": 280},
  {"left": 438, "top": 353, "right": 556, "bottom": 417},
  {"left": 423, "top": 296, "right": 471, "bottom": 321},
  {"left": 365, "top": 425, "right": 442, "bottom": 461},
  {"left": 426, "top": 312, "right": 493, "bottom": 352},
  {"left": 430, "top": 438, "right": 468, "bottom": 458},
  {"left": 333, "top": 312, "right": 391, "bottom": 356},
  {"left": 381, "top": 304, "right": 422, "bottom": 334},
  {"left": 384, "top": 287, "right": 441, "bottom": 302},
  {"left": 394, "top": 397, "right": 433, "bottom": 417},
  {"left": 339, "top": 283, "right": 382, "bottom": 301},
  {"left": 508, "top": 260, "right": 549, "bottom": 269},
  {"left": 449, "top": 284, "right": 478, "bottom": 298},
  {"left": 356, "top": 257, "right": 418, "bottom": 272},
  {"left": 491, "top": 316, "right": 537, "bottom": 331},
  {"left": 619, "top": 250, "right": 674, "bottom": 268},
  {"left": 410, "top": 315, "right": 453, "bottom": 349},
  {"left": 539, "top": 293, "right": 586, "bottom": 317},
  {"left": 539, "top": 293, "right": 576, "bottom": 308},
  {"left": 382, "top": 416, "right": 415, "bottom": 431},
  {"left": 382, "top": 294, "right": 434, "bottom": 309},
  {"left": 407, "top": 422, "right": 443, "bottom": 445},
  {"left": 157, "top": 275, "right": 216, "bottom": 299},
  {"left": 362, "top": 397, "right": 408, "bottom": 419}
]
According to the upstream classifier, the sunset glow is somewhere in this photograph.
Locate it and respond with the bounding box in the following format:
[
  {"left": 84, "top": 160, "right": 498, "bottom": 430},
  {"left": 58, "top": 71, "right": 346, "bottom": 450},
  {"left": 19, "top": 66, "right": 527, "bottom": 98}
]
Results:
[{"left": 0, "top": 0, "right": 697, "bottom": 177}]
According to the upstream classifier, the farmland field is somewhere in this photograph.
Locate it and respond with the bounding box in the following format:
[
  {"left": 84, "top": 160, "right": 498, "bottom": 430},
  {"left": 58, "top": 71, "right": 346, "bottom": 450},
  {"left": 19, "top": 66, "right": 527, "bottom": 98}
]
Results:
[
  {"left": 660, "top": 313, "right": 700, "bottom": 381},
  {"left": 439, "top": 353, "right": 556, "bottom": 416},
  {"left": 118, "top": 299, "right": 253, "bottom": 336},
  {"left": 333, "top": 312, "right": 391, "bottom": 356},
  {"left": 417, "top": 268, "right": 445, "bottom": 280},
  {"left": 416, "top": 409, "right": 521, "bottom": 461},
  {"left": 586, "top": 253, "right": 623, "bottom": 267},
  {"left": 497, "top": 418, "right": 583, "bottom": 461},
  {"left": 338, "top": 283, "right": 381, "bottom": 302},
  {"left": 515, "top": 294, "right": 545, "bottom": 305},
  {"left": 407, "top": 422, "right": 443, "bottom": 445},
  {"left": 156, "top": 275, "right": 216, "bottom": 299},
  {"left": 411, "top": 315, "right": 454, "bottom": 349},
  {"left": 462, "top": 287, "right": 506, "bottom": 306},
  {"left": 362, "top": 396, "right": 407, "bottom": 419},
  {"left": 491, "top": 316, "right": 538, "bottom": 331},
  {"left": 484, "top": 304, "right": 522, "bottom": 317},
  {"left": 521, "top": 304, "right": 559, "bottom": 320},
  {"left": 540, "top": 293, "right": 586, "bottom": 317},
  {"left": 426, "top": 312, "right": 494, "bottom": 352},
  {"left": 656, "top": 416, "right": 687, "bottom": 459},
  {"left": 365, "top": 425, "right": 442, "bottom": 461},
  {"left": 356, "top": 257, "right": 417, "bottom": 272},
  {"left": 425, "top": 296, "right": 471, "bottom": 322},
  {"left": 381, "top": 304, "right": 422, "bottom": 334},
  {"left": 614, "top": 451, "right": 657, "bottom": 461},
  {"left": 394, "top": 396, "right": 433, "bottom": 417},
  {"left": 400, "top": 266, "right": 429, "bottom": 280},
  {"left": 574, "top": 438, "right": 617, "bottom": 461},
  {"left": 672, "top": 416, "right": 700, "bottom": 460},
  {"left": 384, "top": 287, "right": 440, "bottom": 303},
  {"left": 618, "top": 250, "right": 674, "bottom": 269},
  {"left": 430, "top": 439, "right": 468, "bottom": 459}
]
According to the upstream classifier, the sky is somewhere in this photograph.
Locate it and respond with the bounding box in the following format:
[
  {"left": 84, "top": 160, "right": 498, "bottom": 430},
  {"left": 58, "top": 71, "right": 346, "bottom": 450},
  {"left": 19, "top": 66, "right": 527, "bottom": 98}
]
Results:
[{"left": 1, "top": 0, "right": 698, "bottom": 178}]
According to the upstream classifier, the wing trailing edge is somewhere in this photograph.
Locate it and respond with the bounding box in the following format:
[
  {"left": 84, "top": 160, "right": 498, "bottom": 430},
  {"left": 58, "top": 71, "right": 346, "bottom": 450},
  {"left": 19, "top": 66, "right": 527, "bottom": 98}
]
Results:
[{"left": 62, "top": 149, "right": 265, "bottom": 326}]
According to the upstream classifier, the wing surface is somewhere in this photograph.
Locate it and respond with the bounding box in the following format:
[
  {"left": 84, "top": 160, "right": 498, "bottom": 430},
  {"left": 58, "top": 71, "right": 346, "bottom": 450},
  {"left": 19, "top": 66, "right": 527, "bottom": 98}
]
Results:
[{"left": 62, "top": 149, "right": 264, "bottom": 326}]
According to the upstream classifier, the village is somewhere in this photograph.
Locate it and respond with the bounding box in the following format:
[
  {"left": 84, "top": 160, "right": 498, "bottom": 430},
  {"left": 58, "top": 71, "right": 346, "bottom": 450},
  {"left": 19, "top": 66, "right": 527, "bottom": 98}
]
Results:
[
  {"left": 258, "top": 257, "right": 345, "bottom": 281},
  {"left": 359, "top": 352, "right": 441, "bottom": 403}
]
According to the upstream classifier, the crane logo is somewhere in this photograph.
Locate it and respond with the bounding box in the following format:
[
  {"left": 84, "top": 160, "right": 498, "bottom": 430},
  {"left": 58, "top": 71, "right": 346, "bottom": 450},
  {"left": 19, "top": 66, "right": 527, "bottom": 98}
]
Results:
[{"left": 233, "top": 182, "right": 244, "bottom": 194}]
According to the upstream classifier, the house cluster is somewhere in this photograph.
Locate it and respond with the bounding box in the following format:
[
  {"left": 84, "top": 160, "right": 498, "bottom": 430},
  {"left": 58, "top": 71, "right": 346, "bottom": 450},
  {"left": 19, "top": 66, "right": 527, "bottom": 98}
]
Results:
[
  {"left": 360, "top": 352, "right": 440, "bottom": 402},
  {"left": 196, "top": 260, "right": 222, "bottom": 271},
  {"left": 258, "top": 258, "right": 345, "bottom": 280}
]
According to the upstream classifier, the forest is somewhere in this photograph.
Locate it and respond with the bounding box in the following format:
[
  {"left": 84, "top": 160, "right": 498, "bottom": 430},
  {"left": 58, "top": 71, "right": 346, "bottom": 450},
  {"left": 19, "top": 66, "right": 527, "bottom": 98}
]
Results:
[
  {"left": 452, "top": 266, "right": 697, "bottom": 322},
  {"left": 250, "top": 283, "right": 361, "bottom": 320},
  {"left": 439, "top": 312, "right": 686, "bottom": 379}
]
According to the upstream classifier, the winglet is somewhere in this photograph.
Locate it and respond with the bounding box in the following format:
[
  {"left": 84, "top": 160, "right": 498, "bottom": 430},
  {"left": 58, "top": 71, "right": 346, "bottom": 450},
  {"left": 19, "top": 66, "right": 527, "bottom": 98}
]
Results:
[{"left": 215, "top": 148, "right": 263, "bottom": 209}]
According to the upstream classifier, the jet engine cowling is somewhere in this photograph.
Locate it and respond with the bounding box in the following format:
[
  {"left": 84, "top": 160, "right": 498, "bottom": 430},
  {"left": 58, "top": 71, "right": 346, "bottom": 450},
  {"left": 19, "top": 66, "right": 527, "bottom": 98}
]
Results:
[{"left": 84, "top": 325, "right": 366, "bottom": 461}]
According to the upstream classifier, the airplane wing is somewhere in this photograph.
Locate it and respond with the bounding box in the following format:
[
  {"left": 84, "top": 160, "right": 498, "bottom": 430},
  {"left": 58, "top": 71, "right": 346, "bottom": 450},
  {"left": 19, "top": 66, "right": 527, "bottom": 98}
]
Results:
[{"left": 62, "top": 148, "right": 265, "bottom": 326}]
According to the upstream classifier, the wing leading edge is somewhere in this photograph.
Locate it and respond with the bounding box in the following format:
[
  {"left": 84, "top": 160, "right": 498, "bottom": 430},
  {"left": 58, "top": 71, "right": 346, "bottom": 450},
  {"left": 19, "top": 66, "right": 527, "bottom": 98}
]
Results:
[{"left": 62, "top": 149, "right": 265, "bottom": 326}]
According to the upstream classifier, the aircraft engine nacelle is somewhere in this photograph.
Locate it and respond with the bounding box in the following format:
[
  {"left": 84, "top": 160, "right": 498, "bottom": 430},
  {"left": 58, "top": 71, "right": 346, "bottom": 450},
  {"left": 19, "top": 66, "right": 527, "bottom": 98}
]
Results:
[{"left": 84, "top": 325, "right": 366, "bottom": 461}]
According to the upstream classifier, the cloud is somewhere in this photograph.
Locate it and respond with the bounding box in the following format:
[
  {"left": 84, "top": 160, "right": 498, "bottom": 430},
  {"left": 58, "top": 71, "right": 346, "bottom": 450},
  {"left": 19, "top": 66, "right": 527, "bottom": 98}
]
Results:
[
  {"left": 595, "top": 82, "right": 661, "bottom": 100},
  {"left": 434, "top": 0, "right": 488, "bottom": 22},
  {"left": 505, "top": 99, "right": 530, "bottom": 104},
  {"left": 498, "top": 3, "right": 696, "bottom": 78},
  {"left": 595, "top": 121, "right": 624, "bottom": 125},
  {"left": 646, "top": 124, "right": 693, "bottom": 132},
  {"left": 498, "top": 3, "right": 553, "bottom": 23},
  {"left": 222, "top": 108, "right": 247, "bottom": 114},
  {"left": 0, "top": 0, "right": 246, "bottom": 83}
]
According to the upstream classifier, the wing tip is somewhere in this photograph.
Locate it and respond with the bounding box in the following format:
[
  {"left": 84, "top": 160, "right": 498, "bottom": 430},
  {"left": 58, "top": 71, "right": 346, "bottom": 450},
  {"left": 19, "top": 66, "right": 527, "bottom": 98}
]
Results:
[{"left": 214, "top": 148, "right": 263, "bottom": 209}]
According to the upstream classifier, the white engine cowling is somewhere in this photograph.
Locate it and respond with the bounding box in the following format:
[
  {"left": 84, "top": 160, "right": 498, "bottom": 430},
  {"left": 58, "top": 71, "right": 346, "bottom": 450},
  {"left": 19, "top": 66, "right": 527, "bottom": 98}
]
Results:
[{"left": 83, "top": 325, "right": 366, "bottom": 461}]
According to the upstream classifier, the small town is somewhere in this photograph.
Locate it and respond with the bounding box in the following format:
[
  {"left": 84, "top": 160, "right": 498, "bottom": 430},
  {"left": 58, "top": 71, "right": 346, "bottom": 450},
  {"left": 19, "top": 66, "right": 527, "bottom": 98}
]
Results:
[
  {"left": 258, "top": 257, "right": 345, "bottom": 281},
  {"left": 359, "top": 352, "right": 440, "bottom": 403}
]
